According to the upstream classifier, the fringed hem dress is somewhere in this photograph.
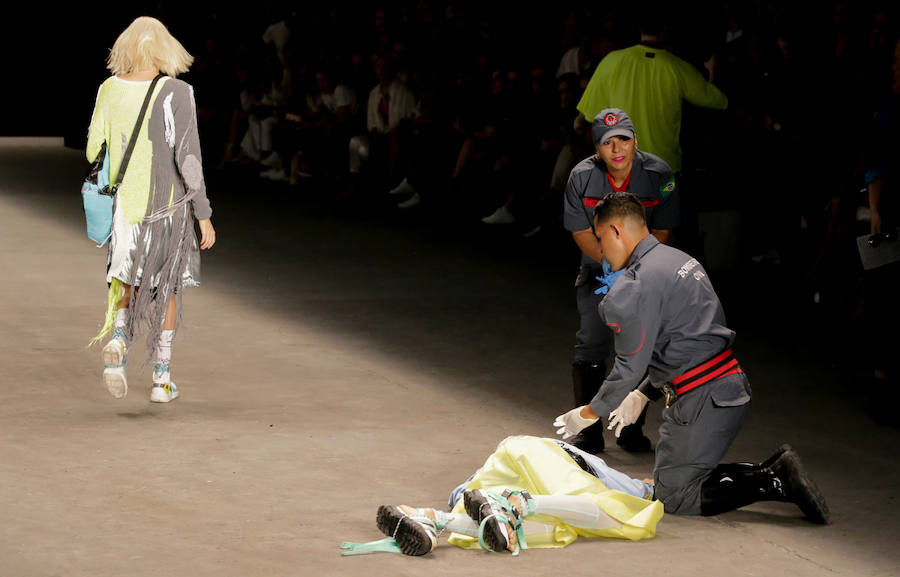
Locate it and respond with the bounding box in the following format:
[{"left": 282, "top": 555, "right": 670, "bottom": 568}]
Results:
[{"left": 86, "top": 76, "right": 212, "bottom": 358}]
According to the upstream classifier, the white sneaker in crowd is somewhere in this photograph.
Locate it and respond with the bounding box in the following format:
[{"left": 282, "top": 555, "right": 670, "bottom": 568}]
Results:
[
  {"left": 481, "top": 206, "right": 515, "bottom": 224},
  {"left": 523, "top": 225, "right": 542, "bottom": 238},
  {"left": 261, "top": 167, "right": 289, "bottom": 182},
  {"left": 398, "top": 193, "right": 421, "bottom": 209},
  {"left": 260, "top": 151, "right": 283, "bottom": 168},
  {"left": 389, "top": 178, "right": 416, "bottom": 195}
]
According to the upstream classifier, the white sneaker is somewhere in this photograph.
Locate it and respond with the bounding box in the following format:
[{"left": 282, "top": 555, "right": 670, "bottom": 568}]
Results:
[
  {"left": 102, "top": 336, "right": 127, "bottom": 398},
  {"left": 389, "top": 178, "right": 416, "bottom": 195},
  {"left": 261, "top": 167, "right": 289, "bottom": 182},
  {"left": 150, "top": 380, "right": 179, "bottom": 403},
  {"left": 481, "top": 206, "right": 515, "bottom": 224},
  {"left": 150, "top": 365, "right": 179, "bottom": 403},
  {"left": 397, "top": 193, "right": 421, "bottom": 209},
  {"left": 103, "top": 366, "right": 128, "bottom": 399},
  {"left": 260, "top": 151, "right": 283, "bottom": 168},
  {"left": 102, "top": 337, "right": 126, "bottom": 367},
  {"left": 523, "top": 225, "right": 542, "bottom": 238}
]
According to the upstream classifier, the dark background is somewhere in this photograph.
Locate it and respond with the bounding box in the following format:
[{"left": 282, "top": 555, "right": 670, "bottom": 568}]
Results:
[{"left": 6, "top": 1, "right": 729, "bottom": 141}]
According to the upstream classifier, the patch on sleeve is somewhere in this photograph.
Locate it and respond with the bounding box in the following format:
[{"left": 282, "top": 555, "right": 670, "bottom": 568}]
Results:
[
  {"left": 660, "top": 178, "right": 676, "bottom": 197},
  {"left": 181, "top": 154, "right": 204, "bottom": 191},
  {"left": 600, "top": 276, "right": 645, "bottom": 356}
]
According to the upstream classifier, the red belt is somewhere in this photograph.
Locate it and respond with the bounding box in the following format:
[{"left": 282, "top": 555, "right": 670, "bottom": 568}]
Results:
[{"left": 664, "top": 349, "right": 743, "bottom": 406}]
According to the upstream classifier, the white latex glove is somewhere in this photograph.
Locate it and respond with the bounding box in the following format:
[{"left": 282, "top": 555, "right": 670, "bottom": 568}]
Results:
[
  {"left": 554, "top": 406, "right": 599, "bottom": 439},
  {"left": 607, "top": 390, "right": 650, "bottom": 438}
]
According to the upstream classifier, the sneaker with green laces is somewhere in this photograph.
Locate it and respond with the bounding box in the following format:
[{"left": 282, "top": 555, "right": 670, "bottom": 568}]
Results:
[
  {"left": 102, "top": 334, "right": 126, "bottom": 367},
  {"left": 102, "top": 331, "right": 128, "bottom": 399},
  {"left": 103, "top": 367, "right": 128, "bottom": 399},
  {"left": 150, "top": 364, "right": 179, "bottom": 403},
  {"left": 463, "top": 489, "right": 535, "bottom": 555},
  {"left": 150, "top": 381, "right": 179, "bottom": 403},
  {"left": 375, "top": 505, "right": 444, "bottom": 556}
]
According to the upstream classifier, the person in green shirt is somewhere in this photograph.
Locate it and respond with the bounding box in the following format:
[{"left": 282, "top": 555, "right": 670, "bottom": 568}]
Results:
[{"left": 576, "top": 15, "right": 728, "bottom": 173}]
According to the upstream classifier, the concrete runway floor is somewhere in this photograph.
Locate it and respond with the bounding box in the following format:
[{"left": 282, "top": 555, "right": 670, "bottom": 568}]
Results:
[{"left": 0, "top": 138, "right": 898, "bottom": 577}]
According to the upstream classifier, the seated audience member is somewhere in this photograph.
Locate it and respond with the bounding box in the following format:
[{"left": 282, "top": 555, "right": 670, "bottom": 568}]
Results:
[{"left": 346, "top": 56, "right": 417, "bottom": 195}]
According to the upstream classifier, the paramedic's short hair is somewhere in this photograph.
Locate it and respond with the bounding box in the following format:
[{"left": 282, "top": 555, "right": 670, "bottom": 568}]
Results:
[
  {"left": 107, "top": 17, "right": 193, "bottom": 77},
  {"left": 593, "top": 192, "right": 647, "bottom": 226}
]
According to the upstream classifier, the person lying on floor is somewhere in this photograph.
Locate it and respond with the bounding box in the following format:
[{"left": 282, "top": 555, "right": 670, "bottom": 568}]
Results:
[{"left": 342, "top": 434, "right": 662, "bottom": 556}]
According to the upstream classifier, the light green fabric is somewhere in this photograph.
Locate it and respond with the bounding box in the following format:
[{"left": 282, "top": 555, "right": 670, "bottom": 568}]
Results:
[
  {"left": 86, "top": 77, "right": 169, "bottom": 225},
  {"left": 577, "top": 45, "right": 727, "bottom": 171},
  {"left": 340, "top": 538, "right": 403, "bottom": 556}
]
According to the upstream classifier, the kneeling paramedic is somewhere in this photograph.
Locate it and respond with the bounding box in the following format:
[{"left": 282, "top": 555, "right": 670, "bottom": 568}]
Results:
[{"left": 554, "top": 192, "right": 829, "bottom": 522}]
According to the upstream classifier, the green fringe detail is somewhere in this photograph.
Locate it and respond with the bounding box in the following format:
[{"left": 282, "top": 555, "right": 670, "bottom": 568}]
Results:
[{"left": 89, "top": 278, "right": 123, "bottom": 347}]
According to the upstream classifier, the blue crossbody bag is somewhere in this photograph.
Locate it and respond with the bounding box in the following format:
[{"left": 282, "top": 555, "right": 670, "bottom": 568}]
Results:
[{"left": 81, "top": 74, "right": 162, "bottom": 246}]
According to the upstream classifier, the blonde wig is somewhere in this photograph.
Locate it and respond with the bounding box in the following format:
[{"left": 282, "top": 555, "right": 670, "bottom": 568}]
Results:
[{"left": 107, "top": 16, "right": 193, "bottom": 77}]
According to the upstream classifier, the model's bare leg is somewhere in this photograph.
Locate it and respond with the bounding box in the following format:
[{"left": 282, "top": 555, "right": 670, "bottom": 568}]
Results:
[{"left": 162, "top": 294, "right": 176, "bottom": 330}]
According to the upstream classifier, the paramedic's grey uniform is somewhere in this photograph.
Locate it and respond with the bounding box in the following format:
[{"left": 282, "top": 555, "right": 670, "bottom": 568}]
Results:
[
  {"left": 592, "top": 235, "right": 752, "bottom": 514},
  {"left": 563, "top": 150, "right": 679, "bottom": 363}
]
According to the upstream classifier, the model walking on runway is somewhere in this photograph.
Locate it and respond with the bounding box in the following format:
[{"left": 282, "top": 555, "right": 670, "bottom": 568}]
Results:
[{"left": 87, "top": 16, "right": 215, "bottom": 402}]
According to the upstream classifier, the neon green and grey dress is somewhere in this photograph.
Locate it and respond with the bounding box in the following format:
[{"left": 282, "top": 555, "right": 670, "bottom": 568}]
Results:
[{"left": 86, "top": 76, "right": 212, "bottom": 357}]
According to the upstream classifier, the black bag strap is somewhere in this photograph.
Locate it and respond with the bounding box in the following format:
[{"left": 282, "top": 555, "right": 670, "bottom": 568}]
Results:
[{"left": 113, "top": 73, "right": 164, "bottom": 190}]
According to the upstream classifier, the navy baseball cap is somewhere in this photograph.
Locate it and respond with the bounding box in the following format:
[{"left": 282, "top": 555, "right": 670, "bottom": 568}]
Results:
[{"left": 592, "top": 108, "right": 636, "bottom": 144}]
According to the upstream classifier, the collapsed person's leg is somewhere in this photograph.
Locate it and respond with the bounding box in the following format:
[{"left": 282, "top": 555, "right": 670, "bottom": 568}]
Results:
[
  {"left": 463, "top": 489, "right": 532, "bottom": 554},
  {"left": 463, "top": 489, "right": 622, "bottom": 554},
  {"left": 359, "top": 501, "right": 553, "bottom": 557},
  {"left": 531, "top": 494, "right": 620, "bottom": 530},
  {"left": 443, "top": 436, "right": 663, "bottom": 554},
  {"left": 371, "top": 504, "right": 477, "bottom": 557}
]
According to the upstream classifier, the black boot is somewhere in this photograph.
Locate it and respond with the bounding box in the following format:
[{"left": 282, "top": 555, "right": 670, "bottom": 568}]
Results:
[
  {"left": 616, "top": 403, "right": 652, "bottom": 452},
  {"left": 569, "top": 361, "right": 606, "bottom": 454},
  {"left": 571, "top": 361, "right": 605, "bottom": 406},
  {"left": 700, "top": 463, "right": 782, "bottom": 516},
  {"left": 770, "top": 448, "right": 831, "bottom": 524},
  {"left": 700, "top": 446, "right": 830, "bottom": 524}
]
